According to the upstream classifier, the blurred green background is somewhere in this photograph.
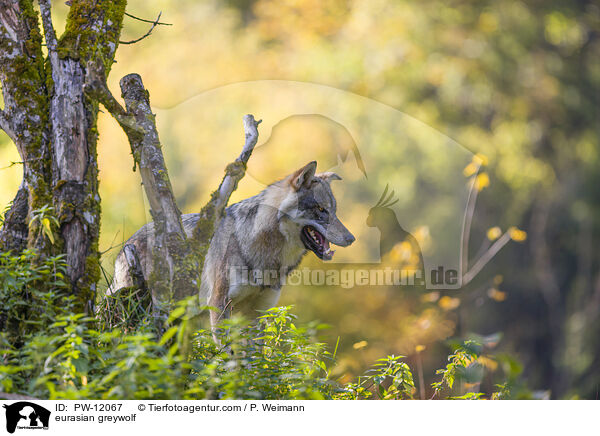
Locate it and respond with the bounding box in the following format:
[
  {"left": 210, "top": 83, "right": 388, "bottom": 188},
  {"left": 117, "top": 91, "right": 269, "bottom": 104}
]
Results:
[{"left": 1, "top": 0, "right": 598, "bottom": 398}]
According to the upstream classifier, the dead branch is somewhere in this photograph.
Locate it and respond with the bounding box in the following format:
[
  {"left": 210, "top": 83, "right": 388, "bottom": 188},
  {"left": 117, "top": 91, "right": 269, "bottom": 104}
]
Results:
[
  {"left": 190, "top": 115, "right": 261, "bottom": 263},
  {"left": 462, "top": 231, "right": 512, "bottom": 286},
  {"left": 83, "top": 59, "right": 141, "bottom": 132},
  {"left": 119, "top": 73, "right": 186, "bottom": 239},
  {"left": 88, "top": 64, "right": 261, "bottom": 312},
  {"left": 460, "top": 174, "right": 479, "bottom": 278},
  {"left": 125, "top": 11, "right": 172, "bottom": 26},
  {"left": 38, "top": 0, "right": 59, "bottom": 72},
  {"left": 120, "top": 11, "right": 167, "bottom": 45},
  {"left": 118, "top": 73, "right": 199, "bottom": 309},
  {"left": 213, "top": 115, "right": 262, "bottom": 219}
]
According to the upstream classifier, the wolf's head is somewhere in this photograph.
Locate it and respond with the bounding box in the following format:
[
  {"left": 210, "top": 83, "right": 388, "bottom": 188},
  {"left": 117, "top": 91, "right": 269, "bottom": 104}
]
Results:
[{"left": 275, "top": 161, "right": 355, "bottom": 260}]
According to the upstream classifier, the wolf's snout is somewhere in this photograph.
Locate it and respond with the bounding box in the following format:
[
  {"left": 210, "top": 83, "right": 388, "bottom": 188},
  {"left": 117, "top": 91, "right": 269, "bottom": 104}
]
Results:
[
  {"left": 324, "top": 216, "right": 355, "bottom": 248},
  {"left": 334, "top": 229, "right": 355, "bottom": 247}
]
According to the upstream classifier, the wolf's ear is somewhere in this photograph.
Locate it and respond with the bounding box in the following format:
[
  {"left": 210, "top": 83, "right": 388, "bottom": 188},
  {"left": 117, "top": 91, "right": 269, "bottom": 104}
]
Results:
[
  {"left": 290, "top": 161, "right": 317, "bottom": 190},
  {"left": 316, "top": 172, "right": 342, "bottom": 184}
]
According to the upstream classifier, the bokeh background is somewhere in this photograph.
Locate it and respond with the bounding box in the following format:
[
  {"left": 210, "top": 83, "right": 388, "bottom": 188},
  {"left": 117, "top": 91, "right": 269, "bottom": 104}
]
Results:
[{"left": 1, "top": 0, "right": 599, "bottom": 399}]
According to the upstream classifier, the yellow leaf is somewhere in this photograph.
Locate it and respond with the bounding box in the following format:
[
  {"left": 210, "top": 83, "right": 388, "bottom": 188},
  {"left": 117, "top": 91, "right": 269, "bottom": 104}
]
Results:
[
  {"left": 509, "top": 227, "right": 527, "bottom": 242},
  {"left": 438, "top": 296, "right": 461, "bottom": 310},
  {"left": 463, "top": 162, "right": 478, "bottom": 177},
  {"left": 487, "top": 288, "right": 507, "bottom": 302},
  {"left": 478, "top": 356, "right": 498, "bottom": 371},
  {"left": 42, "top": 218, "right": 55, "bottom": 244},
  {"left": 415, "top": 344, "right": 426, "bottom": 353},
  {"left": 42, "top": 217, "right": 50, "bottom": 231},
  {"left": 421, "top": 291, "right": 440, "bottom": 303},
  {"left": 475, "top": 173, "right": 490, "bottom": 191},
  {"left": 486, "top": 226, "right": 502, "bottom": 241},
  {"left": 493, "top": 275, "right": 504, "bottom": 285},
  {"left": 353, "top": 340, "right": 368, "bottom": 350},
  {"left": 81, "top": 375, "right": 88, "bottom": 386},
  {"left": 474, "top": 153, "right": 489, "bottom": 166}
]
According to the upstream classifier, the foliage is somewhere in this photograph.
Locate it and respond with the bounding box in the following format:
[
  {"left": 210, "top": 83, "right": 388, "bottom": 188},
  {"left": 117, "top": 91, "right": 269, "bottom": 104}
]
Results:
[
  {"left": 28, "top": 205, "right": 60, "bottom": 246},
  {"left": 0, "top": 249, "right": 72, "bottom": 340},
  {"left": 3, "top": 0, "right": 596, "bottom": 398},
  {"left": 0, "top": 249, "right": 528, "bottom": 400}
]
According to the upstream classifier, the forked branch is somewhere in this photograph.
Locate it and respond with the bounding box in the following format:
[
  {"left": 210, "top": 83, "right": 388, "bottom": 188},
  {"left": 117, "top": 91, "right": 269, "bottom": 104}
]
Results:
[
  {"left": 120, "top": 11, "right": 170, "bottom": 45},
  {"left": 213, "top": 115, "right": 262, "bottom": 218}
]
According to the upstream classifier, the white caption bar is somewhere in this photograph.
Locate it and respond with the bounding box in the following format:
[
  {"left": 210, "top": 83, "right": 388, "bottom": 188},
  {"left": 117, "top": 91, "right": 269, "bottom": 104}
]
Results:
[{"left": 0, "top": 400, "right": 597, "bottom": 435}]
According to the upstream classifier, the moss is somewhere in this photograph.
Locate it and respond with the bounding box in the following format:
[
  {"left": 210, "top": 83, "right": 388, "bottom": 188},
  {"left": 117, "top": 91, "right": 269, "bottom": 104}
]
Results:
[
  {"left": 225, "top": 161, "right": 246, "bottom": 177},
  {"left": 0, "top": 2, "right": 53, "bottom": 249},
  {"left": 48, "top": 0, "right": 126, "bottom": 310},
  {"left": 58, "top": 0, "right": 126, "bottom": 72}
]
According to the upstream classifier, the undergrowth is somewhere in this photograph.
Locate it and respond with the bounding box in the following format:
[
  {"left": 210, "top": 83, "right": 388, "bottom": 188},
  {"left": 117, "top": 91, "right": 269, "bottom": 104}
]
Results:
[{"left": 0, "top": 249, "right": 527, "bottom": 400}]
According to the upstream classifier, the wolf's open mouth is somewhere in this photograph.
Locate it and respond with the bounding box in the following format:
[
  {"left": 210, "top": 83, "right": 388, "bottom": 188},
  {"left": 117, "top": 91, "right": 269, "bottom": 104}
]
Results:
[{"left": 301, "top": 226, "right": 335, "bottom": 260}]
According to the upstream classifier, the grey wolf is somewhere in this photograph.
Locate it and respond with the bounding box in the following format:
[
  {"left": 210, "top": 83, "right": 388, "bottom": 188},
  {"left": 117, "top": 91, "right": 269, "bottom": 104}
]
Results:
[{"left": 110, "top": 161, "right": 355, "bottom": 334}]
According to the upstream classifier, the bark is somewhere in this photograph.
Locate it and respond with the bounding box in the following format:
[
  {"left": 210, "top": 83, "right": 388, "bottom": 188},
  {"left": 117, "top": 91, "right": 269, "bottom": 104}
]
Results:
[
  {"left": 86, "top": 70, "right": 199, "bottom": 311},
  {"left": 205, "top": 115, "right": 261, "bottom": 222},
  {"left": 46, "top": 0, "right": 126, "bottom": 311},
  {"left": 0, "top": 0, "right": 51, "bottom": 253},
  {"left": 121, "top": 73, "right": 199, "bottom": 309},
  {"left": 1, "top": 0, "right": 126, "bottom": 313},
  {"left": 0, "top": 181, "right": 28, "bottom": 250}
]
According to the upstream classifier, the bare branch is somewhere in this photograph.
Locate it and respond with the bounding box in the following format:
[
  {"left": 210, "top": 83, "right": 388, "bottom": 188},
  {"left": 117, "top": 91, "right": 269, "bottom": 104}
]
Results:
[
  {"left": 213, "top": 114, "right": 262, "bottom": 217},
  {"left": 83, "top": 59, "right": 141, "bottom": 132},
  {"left": 0, "top": 108, "right": 16, "bottom": 143},
  {"left": 125, "top": 11, "right": 172, "bottom": 26},
  {"left": 119, "top": 73, "right": 199, "bottom": 305},
  {"left": 120, "top": 73, "right": 186, "bottom": 237},
  {"left": 462, "top": 231, "right": 512, "bottom": 286},
  {"left": 120, "top": 11, "right": 166, "bottom": 45},
  {"left": 38, "top": 0, "right": 60, "bottom": 76},
  {"left": 459, "top": 174, "right": 479, "bottom": 279},
  {"left": 191, "top": 114, "right": 260, "bottom": 257}
]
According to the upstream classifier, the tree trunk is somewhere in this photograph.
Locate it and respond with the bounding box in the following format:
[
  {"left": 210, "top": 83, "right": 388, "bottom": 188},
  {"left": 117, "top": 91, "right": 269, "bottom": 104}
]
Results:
[
  {"left": 0, "top": 0, "right": 52, "bottom": 254},
  {"left": 0, "top": 0, "right": 126, "bottom": 313},
  {"left": 45, "top": 0, "right": 126, "bottom": 311}
]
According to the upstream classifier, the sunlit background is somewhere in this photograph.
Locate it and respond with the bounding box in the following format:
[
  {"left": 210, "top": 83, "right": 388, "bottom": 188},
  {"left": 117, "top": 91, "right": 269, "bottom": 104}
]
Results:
[{"left": 1, "top": 0, "right": 599, "bottom": 398}]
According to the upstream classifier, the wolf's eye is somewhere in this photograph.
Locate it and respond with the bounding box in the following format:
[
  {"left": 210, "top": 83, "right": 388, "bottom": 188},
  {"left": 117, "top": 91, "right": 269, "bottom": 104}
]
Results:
[{"left": 318, "top": 206, "right": 325, "bottom": 213}]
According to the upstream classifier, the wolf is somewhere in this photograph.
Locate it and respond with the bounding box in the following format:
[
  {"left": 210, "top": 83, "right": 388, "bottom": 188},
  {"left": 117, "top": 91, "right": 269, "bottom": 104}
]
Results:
[{"left": 109, "top": 161, "right": 355, "bottom": 332}]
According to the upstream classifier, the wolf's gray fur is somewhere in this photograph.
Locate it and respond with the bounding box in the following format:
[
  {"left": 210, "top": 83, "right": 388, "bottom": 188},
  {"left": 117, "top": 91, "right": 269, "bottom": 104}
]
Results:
[{"left": 109, "top": 161, "right": 355, "bottom": 332}]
